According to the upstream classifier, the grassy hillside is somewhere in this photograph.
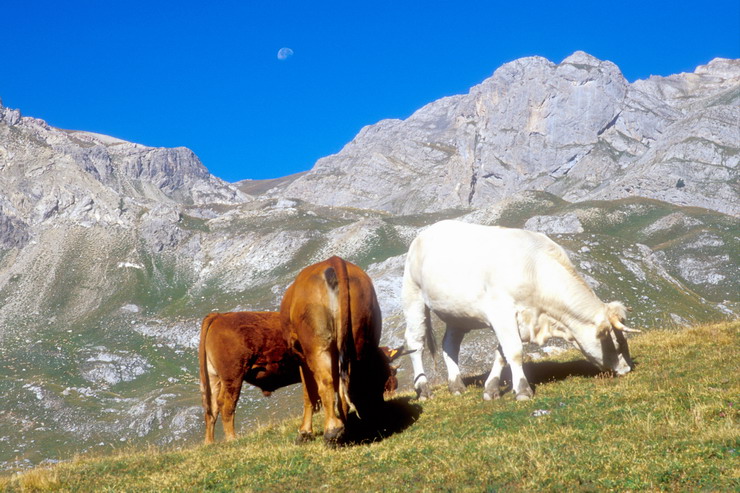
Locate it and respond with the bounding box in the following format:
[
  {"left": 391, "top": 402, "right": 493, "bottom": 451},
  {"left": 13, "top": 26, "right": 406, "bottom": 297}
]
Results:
[
  {"left": 3, "top": 320, "right": 738, "bottom": 492},
  {"left": 1, "top": 195, "right": 736, "bottom": 471}
]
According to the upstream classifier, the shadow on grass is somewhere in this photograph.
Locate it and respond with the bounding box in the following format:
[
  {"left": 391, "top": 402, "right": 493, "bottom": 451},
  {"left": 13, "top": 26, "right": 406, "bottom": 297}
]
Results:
[
  {"left": 462, "top": 358, "right": 607, "bottom": 394},
  {"left": 342, "top": 396, "right": 423, "bottom": 446}
]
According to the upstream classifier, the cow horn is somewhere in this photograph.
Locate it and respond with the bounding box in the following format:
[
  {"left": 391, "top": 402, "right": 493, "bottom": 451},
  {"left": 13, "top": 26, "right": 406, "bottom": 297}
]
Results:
[
  {"left": 610, "top": 315, "right": 642, "bottom": 333},
  {"left": 617, "top": 325, "right": 642, "bottom": 333},
  {"left": 390, "top": 347, "right": 413, "bottom": 362}
]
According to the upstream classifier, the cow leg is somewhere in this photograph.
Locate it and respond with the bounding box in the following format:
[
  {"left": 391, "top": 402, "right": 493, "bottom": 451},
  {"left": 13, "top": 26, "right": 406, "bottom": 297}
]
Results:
[
  {"left": 203, "top": 372, "right": 221, "bottom": 444},
  {"left": 311, "top": 351, "right": 345, "bottom": 446},
  {"left": 219, "top": 378, "right": 243, "bottom": 441},
  {"left": 404, "top": 292, "right": 432, "bottom": 400},
  {"left": 297, "top": 365, "right": 318, "bottom": 443},
  {"left": 487, "top": 309, "right": 533, "bottom": 401},
  {"left": 442, "top": 326, "right": 466, "bottom": 395},
  {"left": 483, "top": 346, "right": 506, "bottom": 401}
]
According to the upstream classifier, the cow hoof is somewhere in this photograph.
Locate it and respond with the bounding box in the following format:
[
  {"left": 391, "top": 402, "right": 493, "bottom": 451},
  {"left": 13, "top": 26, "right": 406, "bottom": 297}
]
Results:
[
  {"left": 515, "top": 379, "right": 534, "bottom": 401},
  {"left": 448, "top": 376, "right": 466, "bottom": 396},
  {"left": 324, "top": 438, "right": 343, "bottom": 449},
  {"left": 295, "top": 431, "right": 315, "bottom": 444},
  {"left": 483, "top": 391, "right": 500, "bottom": 401},
  {"left": 483, "top": 377, "right": 501, "bottom": 401},
  {"left": 416, "top": 383, "right": 432, "bottom": 401},
  {"left": 323, "top": 426, "right": 345, "bottom": 446},
  {"left": 515, "top": 388, "right": 534, "bottom": 401}
]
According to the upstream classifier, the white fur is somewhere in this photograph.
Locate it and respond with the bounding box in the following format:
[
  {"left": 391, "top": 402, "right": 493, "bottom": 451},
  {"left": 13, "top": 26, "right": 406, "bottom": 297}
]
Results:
[{"left": 403, "top": 220, "right": 632, "bottom": 399}]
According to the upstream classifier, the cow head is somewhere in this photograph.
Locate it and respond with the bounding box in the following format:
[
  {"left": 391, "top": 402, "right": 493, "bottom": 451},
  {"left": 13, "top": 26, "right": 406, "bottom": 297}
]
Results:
[
  {"left": 347, "top": 345, "right": 407, "bottom": 414},
  {"left": 379, "top": 346, "right": 409, "bottom": 397},
  {"left": 571, "top": 302, "right": 639, "bottom": 375}
]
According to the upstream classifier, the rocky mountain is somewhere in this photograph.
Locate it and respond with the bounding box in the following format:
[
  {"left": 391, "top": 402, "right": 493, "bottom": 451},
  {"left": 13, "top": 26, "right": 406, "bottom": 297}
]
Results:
[
  {"left": 278, "top": 52, "right": 739, "bottom": 216},
  {"left": 0, "top": 52, "right": 738, "bottom": 471},
  {"left": 0, "top": 101, "right": 244, "bottom": 224}
]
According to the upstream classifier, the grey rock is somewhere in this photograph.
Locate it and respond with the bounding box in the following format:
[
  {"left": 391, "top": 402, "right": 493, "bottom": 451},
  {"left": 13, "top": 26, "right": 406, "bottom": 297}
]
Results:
[
  {"left": 0, "top": 110, "right": 249, "bottom": 232},
  {"left": 677, "top": 255, "right": 730, "bottom": 286},
  {"left": 0, "top": 211, "right": 30, "bottom": 248},
  {"left": 641, "top": 212, "right": 703, "bottom": 236},
  {"left": 524, "top": 213, "right": 584, "bottom": 234},
  {"left": 80, "top": 349, "right": 151, "bottom": 387},
  {"left": 366, "top": 254, "right": 407, "bottom": 347},
  {"left": 140, "top": 204, "right": 186, "bottom": 252},
  {"left": 0, "top": 105, "right": 21, "bottom": 126},
  {"left": 276, "top": 53, "right": 738, "bottom": 215},
  {"left": 132, "top": 321, "right": 200, "bottom": 350}
]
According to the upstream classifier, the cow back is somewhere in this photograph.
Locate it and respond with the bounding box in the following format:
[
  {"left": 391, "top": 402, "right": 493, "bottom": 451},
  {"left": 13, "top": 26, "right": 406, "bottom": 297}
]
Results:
[{"left": 205, "top": 311, "right": 301, "bottom": 393}]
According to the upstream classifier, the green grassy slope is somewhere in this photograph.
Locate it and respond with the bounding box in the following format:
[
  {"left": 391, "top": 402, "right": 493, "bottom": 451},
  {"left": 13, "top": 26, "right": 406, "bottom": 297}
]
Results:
[
  {"left": 0, "top": 195, "right": 736, "bottom": 472},
  {"left": 4, "top": 320, "right": 738, "bottom": 492}
]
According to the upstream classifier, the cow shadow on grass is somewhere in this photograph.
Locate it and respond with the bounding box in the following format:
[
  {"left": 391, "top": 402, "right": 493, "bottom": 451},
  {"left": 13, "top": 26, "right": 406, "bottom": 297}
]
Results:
[
  {"left": 342, "top": 396, "right": 423, "bottom": 446},
  {"left": 462, "top": 358, "right": 605, "bottom": 395}
]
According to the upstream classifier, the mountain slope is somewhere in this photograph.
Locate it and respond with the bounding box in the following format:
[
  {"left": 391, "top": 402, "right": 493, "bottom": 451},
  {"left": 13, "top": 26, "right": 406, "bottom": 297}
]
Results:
[
  {"left": 277, "top": 52, "right": 740, "bottom": 215},
  {"left": 4, "top": 321, "right": 738, "bottom": 491}
]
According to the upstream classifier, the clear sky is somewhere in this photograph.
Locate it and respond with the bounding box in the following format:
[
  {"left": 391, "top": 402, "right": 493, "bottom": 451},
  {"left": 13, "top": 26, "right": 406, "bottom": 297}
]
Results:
[{"left": 2, "top": 1, "right": 738, "bottom": 182}]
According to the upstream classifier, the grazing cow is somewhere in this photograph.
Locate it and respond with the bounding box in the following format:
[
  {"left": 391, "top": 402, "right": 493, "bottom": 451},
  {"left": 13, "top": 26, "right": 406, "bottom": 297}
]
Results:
[
  {"left": 199, "top": 311, "right": 301, "bottom": 444},
  {"left": 281, "top": 256, "right": 393, "bottom": 445},
  {"left": 403, "top": 220, "right": 639, "bottom": 401}
]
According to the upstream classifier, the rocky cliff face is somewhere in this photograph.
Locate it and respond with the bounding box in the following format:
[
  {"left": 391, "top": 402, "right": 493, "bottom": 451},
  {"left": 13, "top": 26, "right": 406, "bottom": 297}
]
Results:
[
  {"left": 278, "top": 52, "right": 739, "bottom": 215},
  {"left": 0, "top": 52, "right": 738, "bottom": 471},
  {"left": 0, "top": 99, "right": 246, "bottom": 231}
]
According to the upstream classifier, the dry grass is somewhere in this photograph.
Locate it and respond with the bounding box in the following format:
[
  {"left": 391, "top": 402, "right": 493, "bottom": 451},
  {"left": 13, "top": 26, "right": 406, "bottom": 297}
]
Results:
[{"left": 3, "top": 320, "right": 738, "bottom": 491}]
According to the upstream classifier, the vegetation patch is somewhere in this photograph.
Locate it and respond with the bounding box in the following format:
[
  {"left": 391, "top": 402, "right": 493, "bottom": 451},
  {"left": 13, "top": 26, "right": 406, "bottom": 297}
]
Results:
[{"left": 3, "top": 320, "right": 737, "bottom": 491}]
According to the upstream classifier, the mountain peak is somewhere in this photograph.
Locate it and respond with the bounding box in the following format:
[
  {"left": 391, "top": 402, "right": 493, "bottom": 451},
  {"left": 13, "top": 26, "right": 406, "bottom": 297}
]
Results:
[
  {"left": 0, "top": 100, "right": 21, "bottom": 126},
  {"left": 561, "top": 50, "right": 603, "bottom": 66},
  {"left": 279, "top": 52, "right": 738, "bottom": 216},
  {"left": 695, "top": 57, "right": 740, "bottom": 79},
  {"left": 0, "top": 103, "right": 248, "bottom": 227}
]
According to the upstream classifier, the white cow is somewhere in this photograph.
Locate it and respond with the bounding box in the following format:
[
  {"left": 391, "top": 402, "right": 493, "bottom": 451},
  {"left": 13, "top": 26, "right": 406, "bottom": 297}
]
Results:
[{"left": 402, "top": 220, "right": 639, "bottom": 401}]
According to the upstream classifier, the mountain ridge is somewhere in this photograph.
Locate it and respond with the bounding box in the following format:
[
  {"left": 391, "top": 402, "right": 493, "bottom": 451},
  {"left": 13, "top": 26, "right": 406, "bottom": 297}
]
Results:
[{"left": 275, "top": 52, "right": 739, "bottom": 215}]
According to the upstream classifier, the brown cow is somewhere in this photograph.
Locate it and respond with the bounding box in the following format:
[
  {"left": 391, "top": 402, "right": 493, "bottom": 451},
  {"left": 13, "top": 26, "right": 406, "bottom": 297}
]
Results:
[
  {"left": 280, "top": 256, "right": 393, "bottom": 445},
  {"left": 199, "top": 311, "right": 301, "bottom": 444}
]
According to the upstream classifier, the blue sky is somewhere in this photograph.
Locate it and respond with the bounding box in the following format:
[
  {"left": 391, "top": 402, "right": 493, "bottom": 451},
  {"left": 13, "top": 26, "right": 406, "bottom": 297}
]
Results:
[{"left": 2, "top": 1, "right": 738, "bottom": 182}]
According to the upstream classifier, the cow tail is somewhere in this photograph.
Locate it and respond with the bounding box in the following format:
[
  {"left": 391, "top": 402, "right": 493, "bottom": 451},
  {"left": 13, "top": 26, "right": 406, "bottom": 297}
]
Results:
[
  {"left": 199, "top": 313, "right": 217, "bottom": 419},
  {"left": 424, "top": 305, "right": 438, "bottom": 362},
  {"left": 324, "top": 256, "right": 356, "bottom": 419}
]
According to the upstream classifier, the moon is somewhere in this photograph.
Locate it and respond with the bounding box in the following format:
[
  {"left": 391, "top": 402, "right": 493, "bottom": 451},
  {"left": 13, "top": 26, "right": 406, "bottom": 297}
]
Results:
[{"left": 277, "top": 47, "right": 294, "bottom": 61}]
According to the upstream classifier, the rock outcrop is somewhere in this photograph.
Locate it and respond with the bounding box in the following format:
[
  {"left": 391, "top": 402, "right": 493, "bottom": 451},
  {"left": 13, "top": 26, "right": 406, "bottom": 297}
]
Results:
[
  {"left": 0, "top": 99, "right": 247, "bottom": 231},
  {"left": 277, "top": 53, "right": 739, "bottom": 215}
]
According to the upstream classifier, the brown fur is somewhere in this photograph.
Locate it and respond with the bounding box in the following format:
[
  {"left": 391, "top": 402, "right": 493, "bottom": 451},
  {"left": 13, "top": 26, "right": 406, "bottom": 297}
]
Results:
[
  {"left": 199, "top": 311, "right": 300, "bottom": 444},
  {"left": 379, "top": 346, "right": 408, "bottom": 397},
  {"left": 280, "top": 256, "right": 392, "bottom": 445}
]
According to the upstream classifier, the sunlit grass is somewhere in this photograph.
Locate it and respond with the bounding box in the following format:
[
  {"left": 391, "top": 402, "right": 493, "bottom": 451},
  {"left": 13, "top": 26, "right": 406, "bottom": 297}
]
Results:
[{"left": 3, "top": 320, "right": 738, "bottom": 491}]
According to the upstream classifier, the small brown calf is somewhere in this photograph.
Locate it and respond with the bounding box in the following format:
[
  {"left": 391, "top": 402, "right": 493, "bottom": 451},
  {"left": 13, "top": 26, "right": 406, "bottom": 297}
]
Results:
[{"left": 199, "top": 311, "right": 300, "bottom": 444}]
